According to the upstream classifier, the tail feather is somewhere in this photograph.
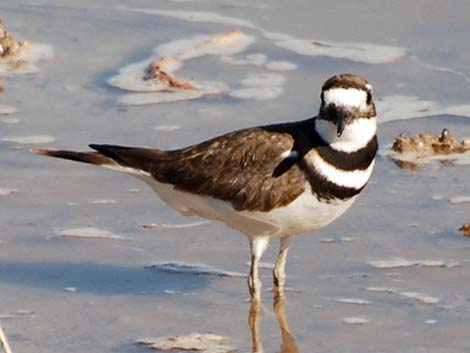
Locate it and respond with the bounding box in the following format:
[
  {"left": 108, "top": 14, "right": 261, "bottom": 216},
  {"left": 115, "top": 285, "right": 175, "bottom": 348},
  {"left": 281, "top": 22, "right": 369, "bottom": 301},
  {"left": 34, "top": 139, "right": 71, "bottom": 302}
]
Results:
[
  {"left": 34, "top": 144, "right": 164, "bottom": 173},
  {"left": 33, "top": 148, "right": 116, "bottom": 166},
  {"left": 89, "top": 144, "right": 162, "bottom": 172}
]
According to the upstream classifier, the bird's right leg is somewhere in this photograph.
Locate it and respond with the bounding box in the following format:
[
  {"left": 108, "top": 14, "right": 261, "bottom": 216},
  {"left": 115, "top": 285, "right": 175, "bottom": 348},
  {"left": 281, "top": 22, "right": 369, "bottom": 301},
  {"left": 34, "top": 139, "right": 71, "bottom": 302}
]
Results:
[
  {"left": 248, "top": 236, "right": 269, "bottom": 301},
  {"left": 273, "top": 236, "right": 292, "bottom": 292}
]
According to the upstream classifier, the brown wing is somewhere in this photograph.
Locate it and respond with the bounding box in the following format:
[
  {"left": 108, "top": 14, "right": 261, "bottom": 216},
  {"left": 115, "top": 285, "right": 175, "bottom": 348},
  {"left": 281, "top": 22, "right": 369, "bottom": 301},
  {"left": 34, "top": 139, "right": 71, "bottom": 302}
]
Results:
[{"left": 149, "top": 128, "right": 306, "bottom": 212}]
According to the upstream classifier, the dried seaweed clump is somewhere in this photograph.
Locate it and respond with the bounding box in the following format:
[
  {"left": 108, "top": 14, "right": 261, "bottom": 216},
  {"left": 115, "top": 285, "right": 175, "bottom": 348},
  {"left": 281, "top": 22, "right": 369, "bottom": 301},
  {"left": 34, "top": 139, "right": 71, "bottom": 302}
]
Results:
[
  {"left": 141, "top": 30, "right": 247, "bottom": 92},
  {"left": 0, "top": 18, "right": 28, "bottom": 58},
  {"left": 137, "top": 333, "right": 236, "bottom": 352},
  {"left": 393, "top": 129, "right": 470, "bottom": 155},
  {"left": 390, "top": 129, "right": 470, "bottom": 170},
  {"left": 194, "top": 29, "right": 243, "bottom": 51},
  {"left": 458, "top": 223, "right": 470, "bottom": 237},
  {"left": 143, "top": 57, "right": 197, "bottom": 90}
]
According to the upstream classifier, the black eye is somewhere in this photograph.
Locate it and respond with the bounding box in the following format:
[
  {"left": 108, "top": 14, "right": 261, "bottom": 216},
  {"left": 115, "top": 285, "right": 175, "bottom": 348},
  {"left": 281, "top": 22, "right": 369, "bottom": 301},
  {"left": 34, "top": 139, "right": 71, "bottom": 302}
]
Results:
[{"left": 366, "top": 91, "right": 372, "bottom": 104}]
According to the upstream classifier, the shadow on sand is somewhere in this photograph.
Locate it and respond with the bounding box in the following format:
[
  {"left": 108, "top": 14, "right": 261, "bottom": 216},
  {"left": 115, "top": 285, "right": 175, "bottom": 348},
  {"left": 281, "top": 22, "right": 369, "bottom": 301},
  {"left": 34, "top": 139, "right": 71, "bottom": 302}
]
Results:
[{"left": 0, "top": 261, "right": 210, "bottom": 295}]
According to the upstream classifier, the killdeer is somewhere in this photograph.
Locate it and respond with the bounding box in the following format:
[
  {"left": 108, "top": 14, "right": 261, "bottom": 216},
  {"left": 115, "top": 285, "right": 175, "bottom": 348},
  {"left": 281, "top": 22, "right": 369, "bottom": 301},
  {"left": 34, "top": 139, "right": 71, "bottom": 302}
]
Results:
[{"left": 35, "top": 74, "right": 378, "bottom": 300}]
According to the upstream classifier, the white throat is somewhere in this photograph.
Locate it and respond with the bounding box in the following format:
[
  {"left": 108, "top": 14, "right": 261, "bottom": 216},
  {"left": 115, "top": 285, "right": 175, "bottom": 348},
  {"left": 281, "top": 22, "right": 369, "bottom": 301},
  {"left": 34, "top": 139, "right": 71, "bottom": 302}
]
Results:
[{"left": 315, "top": 117, "right": 377, "bottom": 153}]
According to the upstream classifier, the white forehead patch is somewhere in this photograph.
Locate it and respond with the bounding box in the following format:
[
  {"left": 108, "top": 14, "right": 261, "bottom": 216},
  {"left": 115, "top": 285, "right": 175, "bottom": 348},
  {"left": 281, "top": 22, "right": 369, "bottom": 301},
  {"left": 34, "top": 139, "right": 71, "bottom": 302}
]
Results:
[{"left": 323, "top": 88, "right": 368, "bottom": 110}]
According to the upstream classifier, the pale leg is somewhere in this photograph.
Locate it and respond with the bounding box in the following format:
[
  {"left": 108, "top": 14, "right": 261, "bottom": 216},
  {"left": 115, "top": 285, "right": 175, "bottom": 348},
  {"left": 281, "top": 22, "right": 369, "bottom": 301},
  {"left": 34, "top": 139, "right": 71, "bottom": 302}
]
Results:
[
  {"left": 273, "top": 236, "right": 292, "bottom": 290},
  {"left": 248, "top": 236, "right": 270, "bottom": 300}
]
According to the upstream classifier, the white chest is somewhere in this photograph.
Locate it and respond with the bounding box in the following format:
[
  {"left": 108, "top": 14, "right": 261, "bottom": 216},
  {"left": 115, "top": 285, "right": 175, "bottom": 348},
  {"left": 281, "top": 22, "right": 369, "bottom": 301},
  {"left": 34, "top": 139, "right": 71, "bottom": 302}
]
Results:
[
  {"left": 241, "top": 183, "right": 357, "bottom": 237},
  {"left": 138, "top": 175, "right": 357, "bottom": 238}
]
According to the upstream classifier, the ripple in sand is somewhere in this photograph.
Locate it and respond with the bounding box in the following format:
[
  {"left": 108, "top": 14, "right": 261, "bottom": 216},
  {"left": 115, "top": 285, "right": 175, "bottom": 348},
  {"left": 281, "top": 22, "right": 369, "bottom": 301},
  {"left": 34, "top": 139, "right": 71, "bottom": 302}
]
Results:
[
  {"left": 153, "top": 124, "right": 181, "bottom": 132},
  {"left": 53, "top": 227, "right": 129, "bottom": 240},
  {"left": 265, "top": 32, "right": 406, "bottom": 64},
  {"left": 221, "top": 54, "right": 297, "bottom": 71},
  {"left": 342, "top": 317, "right": 370, "bottom": 325},
  {"left": 137, "top": 333, "right": 236, "bottom": 353},
  {"left": 145, "top": 261, "right": 245, "bottom": 277},
  {"left": 0, "top": 188, "right": 16, "bottom": 196},
  {"left": 334, "top": 298, "right": 371, "bottom": 305},
  {"left": 368, "top": 258, "right": 457, "bottom": 269},
  {"left": 365, "top": 286, "right": 441, "bottom": 305},
  {"left": 2, "top": 135, "right": 55, "bottom": 144},
  {"left": 117, "top": 6, "right": 406, "bottom": 64},
  {"left": 379, "top": 95, "right": 470, "bottom": 124},
  {"left": 0, "top": 106, "right": 16, "bottom": 115},
  {"left": 449, "top": 196, "right": 470, "bottom": 204},
  {"left": 89, "top": 199, "right": 117, "bottom": 204},
  {"left": 229, "top": 86, "right": 283, "bottom": 100},
  {"left": 142, "top": 220, "right": 210, "bottom": 229}
]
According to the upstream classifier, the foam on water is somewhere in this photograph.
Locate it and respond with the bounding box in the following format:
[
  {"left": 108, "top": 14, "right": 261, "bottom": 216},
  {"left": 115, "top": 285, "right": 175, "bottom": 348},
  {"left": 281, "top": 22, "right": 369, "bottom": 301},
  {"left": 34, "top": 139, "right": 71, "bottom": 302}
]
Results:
[
  {"left": 449, "top": 196, "right": 470, "bottom": 204},
  {"left": 137, "top": 333, "right": 236, "bottom": 353},
  {"left": 399, "top": 291, "right": 440, "bottom": 305},
  {"left": 53, "top": 227, "right": 129, "bottom": 240},
  {"left": 365, "top": 287, "right": 440, "bottom": 305},
  {"left": 115, "top": 6, "right": 260, "bottom": 30},
  {"left": 369, "top": 258, "right": 456, "bottom": 269},
  {"left": 153, "top": 125, "right": 181, "bottom": 132},
  {"left": 116, "top": 6, "right": 407, "bottom": 64},
  {"left": 239, "top": 73, "right": 286, "bottom": 87},
  {"left": 0, "top": 117, "right": 20, "bottom": 124},
  {"left": 108, "top": 31, "right": 252, "bottom": 104},
  {"left": 334, "top": 298, "right": 371, "bottom": 305},
  {"left": 142, "top": 220, "right": 210, "bottom": 229},
  {"left": 89, "top": 199, "right": 117, "bottom": 204},
  {"left": 379, "top": 95, "right": 470, "bottom": 124},
  {"left": 145, "top": 261, "right": 245, "bottom": 277},
  {"left": 221, "top": 54, "right": 297, "bottom": 71},
  {"left": 118, "top": 90, "right": 209, "bottom": 106},
  {"left": 265, "top": 60, "right": 298, "bottom": 71},
  {"left": 0, "top": 188, "right": 16, "bottom": 196},
  {"left": 108, "top": 31, "right": 254, "bottom": 92},
  {"left": 1, "top": 135, "right": 55, "bottom": 144},
  {"left": 342, "top": 317, "right": 370, "bottom": 325},
  {"left": 0, "top": 106, "right": 16, "bottom": 115},
  {"left": 265, "top": 32, "right": 406, "bottom": 64},
  {"left": 229, "top": 86, "right": 284, "bottom": 100}
]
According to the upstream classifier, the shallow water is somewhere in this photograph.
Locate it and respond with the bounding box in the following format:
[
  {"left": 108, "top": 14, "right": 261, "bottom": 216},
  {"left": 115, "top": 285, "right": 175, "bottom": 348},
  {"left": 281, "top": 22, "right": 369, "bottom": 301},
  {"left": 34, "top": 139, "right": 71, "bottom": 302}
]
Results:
[{"left": 1, "top": 1, "right": 470, "bottom": 353}]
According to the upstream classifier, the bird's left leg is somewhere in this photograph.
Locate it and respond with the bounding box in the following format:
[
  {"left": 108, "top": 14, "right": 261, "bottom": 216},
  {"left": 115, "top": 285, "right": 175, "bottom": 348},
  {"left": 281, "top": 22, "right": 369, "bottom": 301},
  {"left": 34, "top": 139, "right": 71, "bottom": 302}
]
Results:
[
  {"left": 248, "top": 236, "right": 270, "bottom": 301},
  {"left": 273, "top": 236, "right": 292, "bottom": 291}
]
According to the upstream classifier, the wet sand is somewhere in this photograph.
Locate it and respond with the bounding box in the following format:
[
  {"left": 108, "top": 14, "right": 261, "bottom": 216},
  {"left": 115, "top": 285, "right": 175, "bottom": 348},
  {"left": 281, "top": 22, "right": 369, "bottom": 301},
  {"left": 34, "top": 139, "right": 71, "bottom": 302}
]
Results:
[{"left": 1, "top": 1, "right": 470, "bottom": 353}]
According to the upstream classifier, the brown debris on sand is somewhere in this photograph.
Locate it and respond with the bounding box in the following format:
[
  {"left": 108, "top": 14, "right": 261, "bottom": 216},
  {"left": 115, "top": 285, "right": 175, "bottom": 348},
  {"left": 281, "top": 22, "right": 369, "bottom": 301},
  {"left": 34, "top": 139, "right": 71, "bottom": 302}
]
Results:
[
  {"left": 137, "top": 333, "right": 236, "bottom": 352},
  {"left": 390, "top": 129, "right": 470, "bottom": 170},
  {"left": 0, "top": 18, "right": 28, "bottom": 58},
  {"left": 458, "top": 223, "right": 470, "bottom": 237},
  {"left": 143, "top": 57, "right": 197, "bottom": 90},
  {"left": 392, "top": 129, "right": 470, "bottom": 155},
  {"left": 193, "top": 29, "right": 243, "bottom": 52},
  {"left": 141, "top": 30, "right": 247, "bottom": 91}
]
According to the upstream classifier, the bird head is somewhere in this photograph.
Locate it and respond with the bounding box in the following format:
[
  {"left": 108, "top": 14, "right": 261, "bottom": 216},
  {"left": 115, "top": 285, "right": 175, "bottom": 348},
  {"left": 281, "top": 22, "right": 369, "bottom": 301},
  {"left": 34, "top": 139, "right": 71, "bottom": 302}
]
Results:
[{"left": 316, "top": 74, "right": 377, "bottom": 151}]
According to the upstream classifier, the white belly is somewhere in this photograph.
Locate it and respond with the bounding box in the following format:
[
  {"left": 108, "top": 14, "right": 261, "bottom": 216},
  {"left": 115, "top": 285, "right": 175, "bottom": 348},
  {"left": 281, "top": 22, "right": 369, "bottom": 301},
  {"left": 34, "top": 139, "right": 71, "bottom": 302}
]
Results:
[{"left": 138, "top": 175, "right": 356, "bottom": 238}]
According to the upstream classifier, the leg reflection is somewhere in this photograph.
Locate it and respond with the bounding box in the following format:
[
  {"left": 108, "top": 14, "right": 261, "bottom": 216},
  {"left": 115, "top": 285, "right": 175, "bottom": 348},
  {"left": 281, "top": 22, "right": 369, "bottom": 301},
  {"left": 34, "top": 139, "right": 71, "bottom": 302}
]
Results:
[
  {"left": 248, "top": 291, "right": 299, "bottom": 353},
  {"left": 273, "top": 289, "right": 299, "bottom": 353},
  {"left": 248, "top": 298, "right": 263, "bottom": 353}
]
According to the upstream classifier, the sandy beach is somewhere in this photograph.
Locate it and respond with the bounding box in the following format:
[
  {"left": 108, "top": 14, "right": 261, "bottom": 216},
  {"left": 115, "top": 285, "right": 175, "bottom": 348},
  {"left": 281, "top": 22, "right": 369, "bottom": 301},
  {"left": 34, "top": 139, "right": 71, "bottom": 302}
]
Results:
[{"left": 1, "top": 1, "right": 470, "bottom": 352}]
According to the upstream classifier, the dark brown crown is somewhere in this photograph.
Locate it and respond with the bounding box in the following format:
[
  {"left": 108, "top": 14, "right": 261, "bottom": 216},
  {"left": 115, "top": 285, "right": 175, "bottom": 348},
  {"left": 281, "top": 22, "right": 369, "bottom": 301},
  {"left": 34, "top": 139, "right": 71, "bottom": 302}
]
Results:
[{"left": 322, "top": 74, "right": 371, "bottom": 92}]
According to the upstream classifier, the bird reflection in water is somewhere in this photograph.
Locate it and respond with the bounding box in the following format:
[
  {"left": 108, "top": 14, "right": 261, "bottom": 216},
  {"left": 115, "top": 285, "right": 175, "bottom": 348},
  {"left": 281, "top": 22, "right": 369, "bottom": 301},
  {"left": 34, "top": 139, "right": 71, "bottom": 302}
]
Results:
[{"left": 248, "top": 289, "right": 299, "bottom": 353}]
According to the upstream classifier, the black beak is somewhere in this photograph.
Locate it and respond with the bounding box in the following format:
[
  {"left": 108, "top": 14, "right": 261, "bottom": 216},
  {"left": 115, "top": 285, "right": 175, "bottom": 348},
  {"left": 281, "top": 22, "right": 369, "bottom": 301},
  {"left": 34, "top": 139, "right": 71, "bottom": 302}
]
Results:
[{"left": 336, "top": 111, "right": 346, "bottom": 137}]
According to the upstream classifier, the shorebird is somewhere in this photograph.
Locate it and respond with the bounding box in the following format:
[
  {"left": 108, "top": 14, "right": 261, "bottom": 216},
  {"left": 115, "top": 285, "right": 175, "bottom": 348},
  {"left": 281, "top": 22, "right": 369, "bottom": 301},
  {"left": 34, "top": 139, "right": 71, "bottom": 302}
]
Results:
[{"left": 35, "top": 74, "right": 378, "bottom": 300}]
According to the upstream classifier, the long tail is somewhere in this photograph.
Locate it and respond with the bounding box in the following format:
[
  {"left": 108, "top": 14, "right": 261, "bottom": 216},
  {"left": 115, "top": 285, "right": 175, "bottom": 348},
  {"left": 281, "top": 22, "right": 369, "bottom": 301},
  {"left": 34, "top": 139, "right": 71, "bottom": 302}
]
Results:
[{"left": 34, "top": 144, "right": 163, "bottom": 173}]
